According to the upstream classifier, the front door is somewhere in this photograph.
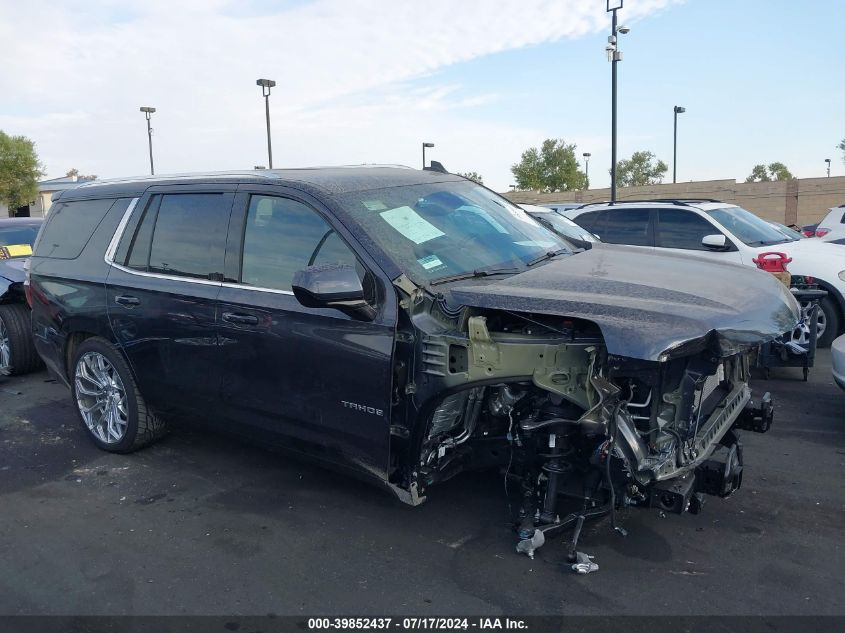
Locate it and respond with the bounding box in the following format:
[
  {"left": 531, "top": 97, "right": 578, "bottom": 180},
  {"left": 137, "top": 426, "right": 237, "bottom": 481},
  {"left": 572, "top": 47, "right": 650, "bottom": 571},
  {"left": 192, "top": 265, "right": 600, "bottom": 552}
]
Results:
[
  {"left": 106, "top": 189, "right": 235, "bottom": 415},
  {"left": 216, "top": 189, "right": 396, "bottom": 480},
  {"left": 654, "top": 208, "right": 743, "bottom": 263}
]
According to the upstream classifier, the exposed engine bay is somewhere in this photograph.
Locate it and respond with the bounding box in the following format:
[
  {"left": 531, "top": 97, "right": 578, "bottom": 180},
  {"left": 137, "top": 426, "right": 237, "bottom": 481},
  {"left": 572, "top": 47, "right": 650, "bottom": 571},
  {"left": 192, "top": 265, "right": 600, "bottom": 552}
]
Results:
[{"left": 388, "top": 281, "right": 776, "bottom": 567}]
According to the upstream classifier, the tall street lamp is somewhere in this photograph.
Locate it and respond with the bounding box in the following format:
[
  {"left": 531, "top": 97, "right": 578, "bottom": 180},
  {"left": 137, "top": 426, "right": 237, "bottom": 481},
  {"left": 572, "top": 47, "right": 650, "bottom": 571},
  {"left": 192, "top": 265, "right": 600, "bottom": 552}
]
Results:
[
  {"left": 422, "top": 142, "right": 435, "bottom": 168},
  {"left": 256, "top": 78, "right": 276, "bottom": 169},
  {"left": 139, "top": 106, "right": 156, "bottom": 175},
  {"left": 583, "top": 152, "right": 591, "bottom": 189},
  {"left": 606, "top": 0, "right": 629, "bottom": 203},
  {"left": 825, "top": 158, "right": 831, "bottom": 177},
  {"left": 673, "top": 105, "right": 686, "bottom": 183}
]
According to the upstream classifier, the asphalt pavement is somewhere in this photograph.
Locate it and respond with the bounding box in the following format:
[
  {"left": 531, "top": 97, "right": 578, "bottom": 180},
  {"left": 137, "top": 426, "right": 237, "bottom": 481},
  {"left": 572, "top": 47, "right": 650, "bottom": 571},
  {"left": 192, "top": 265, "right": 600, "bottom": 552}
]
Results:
[{"left": 1, "top": 352, "right": 843, "bottom": 616}]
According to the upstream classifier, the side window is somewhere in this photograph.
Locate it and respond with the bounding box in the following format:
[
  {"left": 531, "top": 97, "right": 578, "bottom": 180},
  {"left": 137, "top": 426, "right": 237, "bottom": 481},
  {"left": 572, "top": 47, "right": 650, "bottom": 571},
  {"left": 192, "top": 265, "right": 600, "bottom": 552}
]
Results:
[
  {"left": 34, "top": 198, "right": 117, "bottom": 259},
  {"left": 656, "top": 209, "right": 721, "bottom": 250},
  {"left": 122, "top": 196, "right": 160, "bottom": 270},
  {"left": 573, "top": 211, "right": 602, "bottom": 234},
  {"left": 241, "top": 196, "right": 360, "bottom": 292},
  {"left": 599, "top": 209, "right": 651, "bottom": 246},
  {"left": 121, "top": 193, "right": 231, "bottom": 280}
]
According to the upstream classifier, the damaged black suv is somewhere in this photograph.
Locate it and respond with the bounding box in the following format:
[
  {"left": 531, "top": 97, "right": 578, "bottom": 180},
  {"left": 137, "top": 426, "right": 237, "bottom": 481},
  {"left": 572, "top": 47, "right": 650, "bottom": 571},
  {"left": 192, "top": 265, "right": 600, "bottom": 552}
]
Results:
[{"left": 29, "top": 167, "right": 797, "bottom": 558}]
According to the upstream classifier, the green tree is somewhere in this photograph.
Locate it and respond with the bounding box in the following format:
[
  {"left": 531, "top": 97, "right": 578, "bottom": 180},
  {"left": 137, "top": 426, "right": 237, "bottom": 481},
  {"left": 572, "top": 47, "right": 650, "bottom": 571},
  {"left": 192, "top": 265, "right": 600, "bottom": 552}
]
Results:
[
  {"left": 615, "top": 150, "right": 668, "bottom": 186},
  {"left": 767, "top": 162, "right": 793, "bottom": 180},
  {"left": 65, "top": 168, "right": 97, "bottom": 180},
  {"left": 510, "top": 138, "right": 586, "bottom": 192},
  {"left": 0, "top": 131, "right": 43, "bottom": 210},
  {"left": 838, "top": 137, "right": 845, "bottom": 163},
  {"left": 745, "top": 162, "right": 793, "bottom": 182},
  {"left": 457, "top": 171, "right": 483, "bottom": 184},
  {"left": 745, "top": 164, "right": 771, "bottom": 182}
]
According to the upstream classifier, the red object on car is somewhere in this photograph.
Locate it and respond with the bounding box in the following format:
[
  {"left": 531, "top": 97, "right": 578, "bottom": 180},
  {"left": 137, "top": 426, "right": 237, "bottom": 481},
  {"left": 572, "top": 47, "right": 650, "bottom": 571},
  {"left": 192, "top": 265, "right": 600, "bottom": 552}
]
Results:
[
  {"left": 815, "top": 228, "right": 830, "bottom": 238},
  {"left": 752, "top": 252, "right": 792, "bottom": 273}
]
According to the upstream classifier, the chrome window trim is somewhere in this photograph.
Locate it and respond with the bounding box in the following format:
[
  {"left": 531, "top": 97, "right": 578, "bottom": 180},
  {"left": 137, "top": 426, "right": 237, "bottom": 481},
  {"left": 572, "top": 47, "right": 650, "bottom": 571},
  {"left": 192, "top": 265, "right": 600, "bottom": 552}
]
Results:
[
  {"left": 221, "top": 282, "right": 295, "bottom": 296},
  {"left": 108, "top": 262, "right": 223, "bottom": 287},
  {"left": 103, "top": 197, "right": 140, "bottom": 264},
  {"left": 103, "top": 196, "right": 294, "bottom": 294}
]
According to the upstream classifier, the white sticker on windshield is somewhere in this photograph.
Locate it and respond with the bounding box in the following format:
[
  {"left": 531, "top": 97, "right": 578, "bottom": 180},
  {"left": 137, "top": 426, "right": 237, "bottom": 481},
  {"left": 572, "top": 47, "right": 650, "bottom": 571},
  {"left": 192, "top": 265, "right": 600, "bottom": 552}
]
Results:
[
  {"left": 362, "top": 200, "right": 388, "bottom": 211},
  {"left": 380, "top": 206, "right": 445, "bottom": 244},
  {"left": 514, "top": 240, "right": 557, "bottom": 248},
  {"left": 417, "top": 254, "right": 444, "bottom": 270}
]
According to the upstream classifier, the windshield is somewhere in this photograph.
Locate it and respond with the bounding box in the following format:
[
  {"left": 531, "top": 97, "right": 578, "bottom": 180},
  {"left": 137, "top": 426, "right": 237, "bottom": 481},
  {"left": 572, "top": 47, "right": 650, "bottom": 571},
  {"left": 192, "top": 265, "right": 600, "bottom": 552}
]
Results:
[
  {"left": 770, "top": 222, "right": 804, "bottom": 240},
  {"left": 529, "top": 212, "right": 598, "bottom": 244},
  {"left": 0, "top": 224, "right": 39, "bottom": 258},
  {"left": 707, "top": 206, "right": 795, "bottom": 246},
  {"left": 336, "top": 181, "right": 569, "bottom": 284}
]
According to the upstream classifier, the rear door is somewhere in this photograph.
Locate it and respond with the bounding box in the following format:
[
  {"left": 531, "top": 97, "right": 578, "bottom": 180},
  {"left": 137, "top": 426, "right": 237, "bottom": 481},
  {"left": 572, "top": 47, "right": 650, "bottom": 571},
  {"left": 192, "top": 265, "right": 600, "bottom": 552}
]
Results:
[
  {"left": 215, "top": 187, "right": 397, "bottom": 479},
  {"left": 584, "top": 208, "right": 654, "bottom": 250},
  {"left": 105, "top": 186, "right": 235, "bottom": 415},
  {"left": 654, "top": 208, "right": 742, "bottom": 263}
]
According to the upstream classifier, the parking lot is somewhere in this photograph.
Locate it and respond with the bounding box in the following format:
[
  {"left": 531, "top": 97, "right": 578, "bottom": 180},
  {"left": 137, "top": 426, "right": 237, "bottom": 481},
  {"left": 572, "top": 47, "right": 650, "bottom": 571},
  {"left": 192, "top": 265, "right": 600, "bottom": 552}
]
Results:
[{"left": 1, "top": 353, "right": 842, "bottom": 617}]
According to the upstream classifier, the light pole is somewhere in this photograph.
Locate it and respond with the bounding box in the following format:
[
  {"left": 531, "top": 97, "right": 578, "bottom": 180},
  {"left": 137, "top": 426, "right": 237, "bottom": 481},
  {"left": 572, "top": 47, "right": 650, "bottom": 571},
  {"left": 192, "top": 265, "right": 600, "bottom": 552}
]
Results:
[
  {"left": 825, "top": 158, "right": 831, "bottom": 177},
  {"left": 583, "top": 152, "right": 591, "bottom": 189},
  {"left": 673, "top": 105, "right": 685, "bottom": 183},
  {"left": 139, "top": 107, "right": 156, "bottom": 175},
  {"left": 422, "top": 142, "right": 435, "bottom": 168},
  {"left": 606, "top": 1, "right": 629, "bottom": 203},
  {"left": 256, "top": 78, "right": 276, "bottom": 169}
]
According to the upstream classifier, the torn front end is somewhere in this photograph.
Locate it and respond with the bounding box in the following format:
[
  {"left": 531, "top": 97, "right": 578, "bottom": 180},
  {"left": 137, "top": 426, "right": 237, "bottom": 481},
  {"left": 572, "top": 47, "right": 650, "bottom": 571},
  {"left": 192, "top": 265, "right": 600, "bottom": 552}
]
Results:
[{"left": 387, "top": 287, "right": 779, "bottom": 557}]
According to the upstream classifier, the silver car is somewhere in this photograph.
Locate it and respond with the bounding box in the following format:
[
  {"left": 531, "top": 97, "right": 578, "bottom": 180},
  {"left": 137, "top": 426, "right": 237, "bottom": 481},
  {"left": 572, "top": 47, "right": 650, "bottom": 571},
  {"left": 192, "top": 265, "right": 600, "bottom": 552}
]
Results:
[{"left": 833, "top": 334, "right": 845, "bottom": 391}]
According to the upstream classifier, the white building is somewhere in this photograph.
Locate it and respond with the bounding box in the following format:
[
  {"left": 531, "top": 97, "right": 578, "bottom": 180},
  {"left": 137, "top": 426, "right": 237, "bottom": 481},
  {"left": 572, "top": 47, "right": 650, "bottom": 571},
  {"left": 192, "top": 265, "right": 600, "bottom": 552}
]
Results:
[{"left": 1, "top": 174, "right": 95, "bottom": 218}]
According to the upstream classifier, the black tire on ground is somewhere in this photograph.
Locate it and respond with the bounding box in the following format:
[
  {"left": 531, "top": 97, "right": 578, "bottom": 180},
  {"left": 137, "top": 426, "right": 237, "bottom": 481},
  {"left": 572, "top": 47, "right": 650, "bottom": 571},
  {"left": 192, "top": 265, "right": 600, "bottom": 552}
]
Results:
[
  {"left": 817, "top": 295, "right": 841, "bottom": 348},
  {"left": 0, "top": 303, "right": 41, "bottom": 376},
  {"left": 70, "top": 336, "right": 167, "bottom": 453}
]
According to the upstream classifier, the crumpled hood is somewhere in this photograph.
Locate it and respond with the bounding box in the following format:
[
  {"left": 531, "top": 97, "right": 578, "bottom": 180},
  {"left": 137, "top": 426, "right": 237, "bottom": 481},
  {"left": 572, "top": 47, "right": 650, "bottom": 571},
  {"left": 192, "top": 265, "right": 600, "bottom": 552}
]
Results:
[
  {"left": 448, "top": 244, "right": 800, "bottom": 361},
  {"left": 0, "top": 258, "right": 27, "bottom": 284}
]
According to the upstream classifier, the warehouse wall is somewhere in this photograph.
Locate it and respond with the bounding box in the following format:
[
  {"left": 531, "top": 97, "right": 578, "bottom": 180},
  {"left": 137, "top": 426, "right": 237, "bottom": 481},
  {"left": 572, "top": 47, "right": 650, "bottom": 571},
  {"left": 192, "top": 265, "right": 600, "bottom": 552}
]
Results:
[{"left": 504, "top": 176, "right": 845, "bottom": 225}]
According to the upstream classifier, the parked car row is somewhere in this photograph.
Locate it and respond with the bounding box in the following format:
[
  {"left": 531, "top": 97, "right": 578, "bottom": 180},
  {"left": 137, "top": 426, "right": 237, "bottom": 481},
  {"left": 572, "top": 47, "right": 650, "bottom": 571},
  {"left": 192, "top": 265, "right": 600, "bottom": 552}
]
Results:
[
  {"left": 0, "top": 218, "right": 42, "bottom": 376},
  {"left": 22, "top": 166, "right": 798, "bottom": 563},
  {"left": 560, "top": 199, "right": 845, "bottom": 347}
]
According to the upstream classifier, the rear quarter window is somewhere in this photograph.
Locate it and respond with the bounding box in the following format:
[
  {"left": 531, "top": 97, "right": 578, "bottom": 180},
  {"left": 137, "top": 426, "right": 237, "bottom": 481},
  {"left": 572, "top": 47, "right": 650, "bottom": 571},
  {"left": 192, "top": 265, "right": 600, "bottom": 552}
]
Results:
[
  {"left": 34, "top": 198, "right": 118, "bottom": 259},
  {"left": 573, "top": 211, "right": 603, "bottom": 233}
]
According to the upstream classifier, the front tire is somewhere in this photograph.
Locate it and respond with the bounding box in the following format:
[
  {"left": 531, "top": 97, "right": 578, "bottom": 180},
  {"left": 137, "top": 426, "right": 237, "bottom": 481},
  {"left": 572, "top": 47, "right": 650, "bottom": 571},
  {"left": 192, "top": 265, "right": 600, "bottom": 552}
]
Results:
[
  {"left": 0, "top": 303, "right": 40, "bottom": 376},
  {"left": 70, "top": 337, "right": 167, "bottom": 453}
]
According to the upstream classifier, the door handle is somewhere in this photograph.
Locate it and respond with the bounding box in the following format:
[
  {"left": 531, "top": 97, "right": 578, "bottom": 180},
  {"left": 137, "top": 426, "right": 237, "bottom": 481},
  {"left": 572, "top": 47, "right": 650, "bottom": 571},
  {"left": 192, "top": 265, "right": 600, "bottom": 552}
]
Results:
[
  {"left": 114, "top": 295, "right": 140, "bottom": 307},
  {"left": 222, "top": 312, "right": 259, "bottom": 325}
]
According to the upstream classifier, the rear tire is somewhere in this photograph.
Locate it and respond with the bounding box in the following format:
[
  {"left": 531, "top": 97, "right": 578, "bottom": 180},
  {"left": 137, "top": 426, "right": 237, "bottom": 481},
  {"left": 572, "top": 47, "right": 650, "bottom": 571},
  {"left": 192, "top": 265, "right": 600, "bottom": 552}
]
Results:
[
  {"left": 817, "top": 295, "right": 841, "bottom": 348},
  {"left": 70, "top": 337, "right": 167, "bottom": 453},
  {"left": 0, "top": 303, "right": 40, "bottom": 376}
]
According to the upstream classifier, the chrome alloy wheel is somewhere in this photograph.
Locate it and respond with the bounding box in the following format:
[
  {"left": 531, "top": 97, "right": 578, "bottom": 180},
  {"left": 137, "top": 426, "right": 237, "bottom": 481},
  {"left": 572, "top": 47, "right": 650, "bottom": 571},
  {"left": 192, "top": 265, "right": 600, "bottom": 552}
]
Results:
[
  {"left": 791, "top": 301, "right": 827, "bottom": 345},
  {"left": 74, "top": 351, "right": 129, "bottom": 444},
  {"left": 0, "top": 317, "right": 9, "bottom": 374}
]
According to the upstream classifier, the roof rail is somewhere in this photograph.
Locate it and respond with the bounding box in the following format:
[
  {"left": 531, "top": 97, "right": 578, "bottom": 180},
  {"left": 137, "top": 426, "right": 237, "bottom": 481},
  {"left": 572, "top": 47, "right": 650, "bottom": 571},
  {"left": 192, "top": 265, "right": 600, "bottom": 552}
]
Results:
[{"left": 574, "top": 197, "right": 724, "bottom": 209}]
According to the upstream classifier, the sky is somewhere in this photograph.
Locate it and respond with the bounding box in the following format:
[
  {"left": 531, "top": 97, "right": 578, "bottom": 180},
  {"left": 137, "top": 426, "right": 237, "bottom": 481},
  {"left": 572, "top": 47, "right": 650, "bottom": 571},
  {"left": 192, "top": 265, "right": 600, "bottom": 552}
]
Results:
[{"left": 1, "top": 0, "right": 842, "bottom": 192}]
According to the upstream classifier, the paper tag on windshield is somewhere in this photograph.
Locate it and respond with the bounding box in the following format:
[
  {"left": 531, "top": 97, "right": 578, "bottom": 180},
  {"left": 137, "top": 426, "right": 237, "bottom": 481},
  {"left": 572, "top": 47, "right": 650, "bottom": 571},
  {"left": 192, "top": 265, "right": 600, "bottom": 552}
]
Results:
[
  {"left": 0, "top": 244, "right": 32, "bottom": 259},
  {"left": 417, "top": 254, "right": 444, "bottom": 270},
  {"left": 362, "top": 200, "right": 388, "bottom": 211},
  {"left": 380, "top": 206, "right": 445, "bottom": 244}
]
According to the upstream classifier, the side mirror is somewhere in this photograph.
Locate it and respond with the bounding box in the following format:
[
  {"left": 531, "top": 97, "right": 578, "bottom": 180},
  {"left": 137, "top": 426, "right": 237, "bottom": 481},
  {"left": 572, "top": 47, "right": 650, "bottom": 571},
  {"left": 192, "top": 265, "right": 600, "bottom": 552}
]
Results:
[
  {"left": 292, "top": 264, "right": 375, "bottom": 321},
  {"left": 701, "top": 234, "right": 728, "bottom": 250}
]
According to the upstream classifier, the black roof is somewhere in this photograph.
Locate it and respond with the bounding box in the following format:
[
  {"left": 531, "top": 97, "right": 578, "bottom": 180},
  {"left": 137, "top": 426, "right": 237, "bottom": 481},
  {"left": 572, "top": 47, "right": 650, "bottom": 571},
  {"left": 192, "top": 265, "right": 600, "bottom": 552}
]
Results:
[{"left": 55, "top": 166, "right": 464, "bottom": 202}]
